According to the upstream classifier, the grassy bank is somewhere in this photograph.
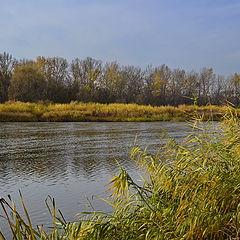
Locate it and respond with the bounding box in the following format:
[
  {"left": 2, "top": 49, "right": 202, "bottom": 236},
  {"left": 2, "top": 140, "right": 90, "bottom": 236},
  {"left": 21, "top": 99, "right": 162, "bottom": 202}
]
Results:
[
  {"left": 0, "top": 101, "right": 239, "bottom": 122},
  {"left": 0, "top": 109, "right": 239, "bottom": 239}
]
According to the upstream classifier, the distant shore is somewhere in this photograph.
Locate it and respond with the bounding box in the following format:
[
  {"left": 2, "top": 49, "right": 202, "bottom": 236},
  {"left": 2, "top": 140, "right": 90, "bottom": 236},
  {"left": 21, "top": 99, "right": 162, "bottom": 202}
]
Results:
[{"left": 0, "top": 101, "right": 239, "bottom": 122}]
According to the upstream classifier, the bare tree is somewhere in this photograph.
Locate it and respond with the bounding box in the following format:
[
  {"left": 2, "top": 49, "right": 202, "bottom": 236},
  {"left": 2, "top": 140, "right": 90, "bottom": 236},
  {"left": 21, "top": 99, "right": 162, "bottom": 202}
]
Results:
[
  {"left": 37, "top": 57, "right": 70, "bottom": 103},
  {"left": 198, "top": 68, "right": 215, "bottom": 105},
  {"left": 0, "top": 52, "right": 15, "bottom": 102},
  {"left": 230, "top": 73, "right": 240, "bottom": 105},
  {"left": 122, "top": 65, "right": 144, "bottom": 103}
]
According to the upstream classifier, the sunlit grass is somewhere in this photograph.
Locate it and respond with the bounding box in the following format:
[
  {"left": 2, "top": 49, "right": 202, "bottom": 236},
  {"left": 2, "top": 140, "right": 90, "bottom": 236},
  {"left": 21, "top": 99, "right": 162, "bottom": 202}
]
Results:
[{"left": 0, "top": 101, "right": 238, "bottom": 122}]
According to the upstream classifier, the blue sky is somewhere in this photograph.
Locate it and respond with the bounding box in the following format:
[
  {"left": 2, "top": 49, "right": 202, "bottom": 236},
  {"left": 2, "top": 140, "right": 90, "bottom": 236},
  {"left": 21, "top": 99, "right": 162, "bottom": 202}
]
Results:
[{"left": 0, "top": 0, "right": 240, "bottom": 75}]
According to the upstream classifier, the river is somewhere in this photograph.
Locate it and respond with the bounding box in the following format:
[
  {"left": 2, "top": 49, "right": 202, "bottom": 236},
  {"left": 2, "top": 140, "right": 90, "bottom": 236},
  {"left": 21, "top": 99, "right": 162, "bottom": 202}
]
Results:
[{"left": 0, "top": 122, "right": 193, "bottom": 236}]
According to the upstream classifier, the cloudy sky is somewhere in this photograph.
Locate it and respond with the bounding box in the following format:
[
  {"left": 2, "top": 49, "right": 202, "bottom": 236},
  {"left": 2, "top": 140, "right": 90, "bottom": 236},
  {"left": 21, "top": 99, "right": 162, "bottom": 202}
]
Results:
[{"left": 0, "top": 0, "right": 239, "bottom": 75}]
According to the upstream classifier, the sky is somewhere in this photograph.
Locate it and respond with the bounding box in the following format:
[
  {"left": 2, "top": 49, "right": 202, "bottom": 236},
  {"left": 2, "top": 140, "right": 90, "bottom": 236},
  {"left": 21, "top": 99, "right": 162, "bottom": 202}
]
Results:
[{"left": 0, "top": 0, "right": 240, "bottom": 75}]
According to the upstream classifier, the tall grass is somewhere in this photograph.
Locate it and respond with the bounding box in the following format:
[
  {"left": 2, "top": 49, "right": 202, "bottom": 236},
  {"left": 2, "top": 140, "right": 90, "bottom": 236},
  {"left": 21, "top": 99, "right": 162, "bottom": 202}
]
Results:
[
  {"left": 0, "top": 101, "right": 238, "bottom": 122},
  {"left": 0, "top": 108, "right": 239, "bottom": 239}
]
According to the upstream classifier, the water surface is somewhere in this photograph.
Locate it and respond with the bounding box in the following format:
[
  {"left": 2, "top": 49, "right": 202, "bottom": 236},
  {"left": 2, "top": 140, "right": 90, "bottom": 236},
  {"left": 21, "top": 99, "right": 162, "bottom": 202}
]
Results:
[{"left": 0, "top": 122, "right": 192, "bottom": 235}]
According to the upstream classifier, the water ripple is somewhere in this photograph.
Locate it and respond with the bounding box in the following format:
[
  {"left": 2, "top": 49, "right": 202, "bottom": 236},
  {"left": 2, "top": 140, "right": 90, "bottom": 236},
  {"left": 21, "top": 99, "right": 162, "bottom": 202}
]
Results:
[{"left": 0, "top": 121, "right": 194, "bottom": 237}]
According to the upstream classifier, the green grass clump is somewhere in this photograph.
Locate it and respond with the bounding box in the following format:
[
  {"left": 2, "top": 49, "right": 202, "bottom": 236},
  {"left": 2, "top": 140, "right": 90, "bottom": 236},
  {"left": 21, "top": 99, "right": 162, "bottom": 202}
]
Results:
[{"left": 0, "top": 109, "right": 239, "bottom": 239}]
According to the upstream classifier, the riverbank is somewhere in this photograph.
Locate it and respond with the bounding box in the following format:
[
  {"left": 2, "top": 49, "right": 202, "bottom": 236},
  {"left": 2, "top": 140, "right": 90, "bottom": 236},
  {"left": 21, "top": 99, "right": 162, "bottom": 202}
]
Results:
[{"left": 0, "top": 101, "right": 239, "bottom": 122}]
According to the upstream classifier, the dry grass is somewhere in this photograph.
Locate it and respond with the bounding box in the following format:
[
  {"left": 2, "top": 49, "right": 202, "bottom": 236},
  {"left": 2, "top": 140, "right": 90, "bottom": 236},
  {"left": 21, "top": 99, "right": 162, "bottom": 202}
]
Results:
[{"left": 0, "top": 101, "right": 238, "bottom": 122}]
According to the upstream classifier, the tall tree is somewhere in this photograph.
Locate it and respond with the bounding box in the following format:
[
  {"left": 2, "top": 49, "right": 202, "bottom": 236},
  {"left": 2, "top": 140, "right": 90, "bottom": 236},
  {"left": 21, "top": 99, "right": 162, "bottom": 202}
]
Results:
[
  {"left": 211, "top": 75, "right": 225, "bottom": 105},
  {"left": 0, "top": 52, "right": 15, "bottom": 102},
  {"left": 168, "top": 69, "right": 185, "bottom": 106},
  {"left": 122, "top": 65, "right": 144, "bottom": 103},
  {"left": 70, "top": 57, "right": 102, "bottom": 101},
  {"left": 8, "top": 62, "right": 46, "bottom": 102},
  {"left": 37, "top": 57, "right": 70, "bottom": 103},
  {"left": 182, "top": 71, "right": 199, "bottom": 104},
  {"left": 100, "top": 62, "right": 126, "bottom": 103},
  {"left": 198, "top": 68, "right": 215, "bottom": 105},
  {"left": 231, "top": 73, "right": 240, "bottom": 105},
  {"left": 143, "top": 65, "right": 171, "bottom": 105}
]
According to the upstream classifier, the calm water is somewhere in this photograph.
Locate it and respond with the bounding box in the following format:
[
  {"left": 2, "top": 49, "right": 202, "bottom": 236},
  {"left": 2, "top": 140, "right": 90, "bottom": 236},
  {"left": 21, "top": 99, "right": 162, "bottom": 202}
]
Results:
[{"left": 0, "top": 122, "right": 192, "bottom": 236}]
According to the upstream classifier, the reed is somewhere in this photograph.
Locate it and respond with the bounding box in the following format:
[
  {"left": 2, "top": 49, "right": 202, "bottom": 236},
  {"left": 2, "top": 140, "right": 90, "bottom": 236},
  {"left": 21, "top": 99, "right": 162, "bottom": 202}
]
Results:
[
  {"left": 0, "top": 108, "right": 239, "bottom": 239},
  {"left": 0, "top": 101, "right": 238, "bottom": 122}
]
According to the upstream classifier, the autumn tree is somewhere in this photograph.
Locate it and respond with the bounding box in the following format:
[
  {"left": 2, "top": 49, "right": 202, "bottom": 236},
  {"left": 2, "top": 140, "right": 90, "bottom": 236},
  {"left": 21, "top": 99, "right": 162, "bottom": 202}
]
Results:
[
  {"left": 142, "top": 65, "right": 171, "bottom": 105},
  {"left": 8, "top": 62, "right": 46, "bottom": 102},
  {"left": 1, "top": 52, "right": 237, "bottom": 106},
  {"left": 99, "top": 62, "right": 126, "bottom": 103},
  {"left": 70, "top": 57, "right": 102, "bottom": 102},
  {"left": 181, "top": 71, "right": 199, "bottom": 104},
  {"left": 36, "top": 57, "right": 70, "bottom": 103}
]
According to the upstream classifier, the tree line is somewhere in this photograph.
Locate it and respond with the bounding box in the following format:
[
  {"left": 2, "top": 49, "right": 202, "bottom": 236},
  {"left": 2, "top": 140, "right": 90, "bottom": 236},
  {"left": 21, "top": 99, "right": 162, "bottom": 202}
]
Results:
[{"left": 0, "top": 52, "right": 239, "bottom": 106}]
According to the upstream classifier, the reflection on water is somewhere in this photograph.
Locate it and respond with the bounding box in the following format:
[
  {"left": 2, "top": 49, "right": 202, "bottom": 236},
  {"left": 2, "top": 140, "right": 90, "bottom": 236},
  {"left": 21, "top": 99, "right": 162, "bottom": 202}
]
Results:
[{"left": 0, "top": 122, "right": 191, "bottom": 236}]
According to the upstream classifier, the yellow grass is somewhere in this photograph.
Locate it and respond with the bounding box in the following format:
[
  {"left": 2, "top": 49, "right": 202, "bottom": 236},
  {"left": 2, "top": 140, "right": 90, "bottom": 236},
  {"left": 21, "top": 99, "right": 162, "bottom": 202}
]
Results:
[{"left": 0, "top": 101, "right": 239, "bottom": 122}]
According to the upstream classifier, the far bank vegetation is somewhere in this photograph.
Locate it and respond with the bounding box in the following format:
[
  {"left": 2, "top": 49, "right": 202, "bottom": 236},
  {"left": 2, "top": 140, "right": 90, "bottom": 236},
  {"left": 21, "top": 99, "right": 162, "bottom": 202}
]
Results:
[
  {"left": 0, "top": 52, "right": 239, "bottom": 107},
  {"left": 0, "top": 101, "right": 239, "bottom": 122}
]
